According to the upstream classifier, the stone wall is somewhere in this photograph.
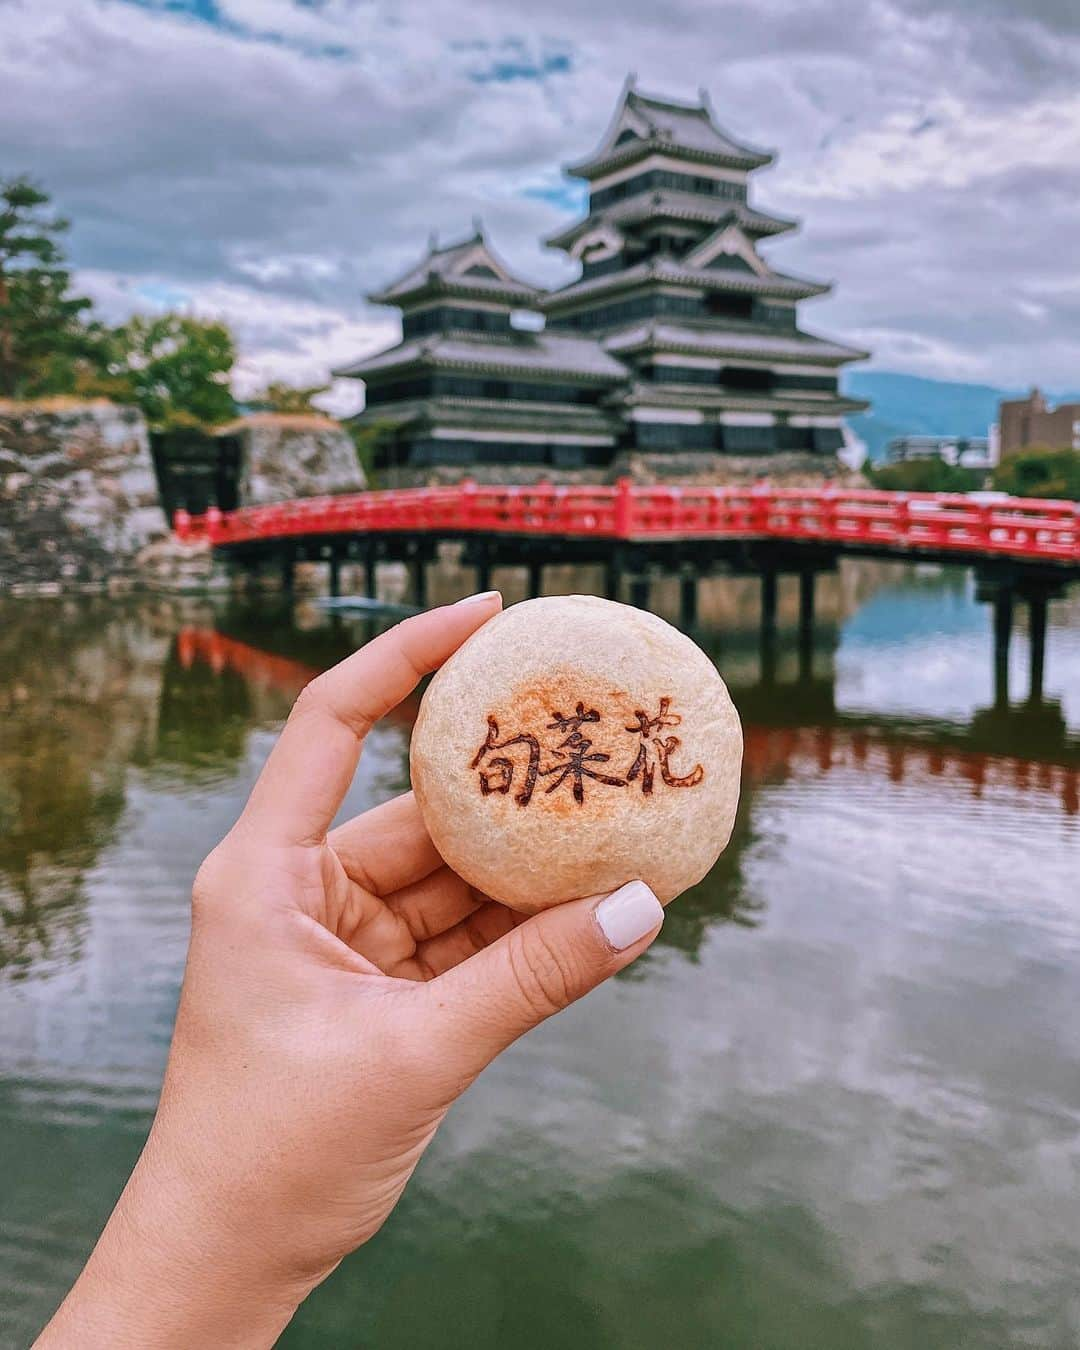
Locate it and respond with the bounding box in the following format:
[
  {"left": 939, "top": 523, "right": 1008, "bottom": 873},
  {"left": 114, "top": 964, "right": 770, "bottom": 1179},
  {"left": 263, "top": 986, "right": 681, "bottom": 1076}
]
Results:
[
  {"left": 0, "top": 399, "right": 172, "bottom": 591},
  {"left": 381, "top": 462, "right": 610, "bottom": 489},
  {"left": 379, "top": 451, "right": 863, "bottom": 490},
  {"left": 226, "top": 414, "right": 365, "bottom": 504},
  {"left": 612, "top": 450, "right": 866, "bottom": 487},
  {"left": 0, "top": 403, "right": 368, "bottom": 592}
]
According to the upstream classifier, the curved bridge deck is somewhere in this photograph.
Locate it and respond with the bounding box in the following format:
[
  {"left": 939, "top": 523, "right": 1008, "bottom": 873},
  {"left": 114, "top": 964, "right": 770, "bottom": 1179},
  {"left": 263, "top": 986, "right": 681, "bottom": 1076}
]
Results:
[{"left": 175, "top": 481, "right": 1080, "bottom": 573}]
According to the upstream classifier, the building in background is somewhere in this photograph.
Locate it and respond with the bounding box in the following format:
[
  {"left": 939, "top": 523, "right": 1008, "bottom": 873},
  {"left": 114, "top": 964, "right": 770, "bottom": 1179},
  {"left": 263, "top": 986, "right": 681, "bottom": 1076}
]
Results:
[
  {"left": 339, "top": 79, "right": 870, "bottom": 483},
  {"left": 886, "top": 434, "right": 996, "bottom": 470},
  {"left": 334, "top": 230, "right": 625, "bottom": 479},
  {"left": 998, "top": 389, "right": 1080, "bottom": 458}
]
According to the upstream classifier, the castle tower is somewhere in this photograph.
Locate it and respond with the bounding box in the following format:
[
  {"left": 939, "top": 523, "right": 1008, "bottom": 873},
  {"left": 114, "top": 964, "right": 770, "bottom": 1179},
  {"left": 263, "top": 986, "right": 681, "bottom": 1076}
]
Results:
[
  {"left": 542, "top": 80, "right": 869, "bottom": 468},
  {"left": 338, "top": 81, "right": 870, "bottom": 484},
  {"left": 335, "top": 227, "right": 625, "bottom": 483}
]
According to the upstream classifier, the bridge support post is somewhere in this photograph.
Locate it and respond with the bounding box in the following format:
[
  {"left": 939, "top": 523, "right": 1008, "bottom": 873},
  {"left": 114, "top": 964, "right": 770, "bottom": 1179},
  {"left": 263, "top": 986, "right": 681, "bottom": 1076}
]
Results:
[
  {"left": 679, "top": 572, "right": 698, "bottom": 630},
  {"left": 280, "top": 553, "right": 294, "bottom": 595},
  {"left": 993, "top": 588, "right": 1014, "bottom": 710},
  {"left": 629, "top": 574, "right": 650, "bottom": 611},
  {"left": 475, "top": 546, "right": 491, "bottom": 597},
  {"left": 364, "top": 548, "right": 378, "bottom": 601},
  {"left": 527, "top": 561, "right": 543, "bottom": 598},
  {"left": 760, "top": 567, "right": 778, "bottom": 686},
  {"left": 761, "top": 567, "right": 778, "bottom": 637},
  {"left": 798, "top": 569, "right": 815, "bottom": 679},
  {"left": 328, "top": 554, "right": 341, "bottom": 600},
  {"left": 1028, "top": 593, "right": 1048, "bottom": 706},
  {"left": 410, "top": 557, "right": 428, "bottom": 609},
  {"left": 604, "top": 553, "right": 620, "bottom": 602}
]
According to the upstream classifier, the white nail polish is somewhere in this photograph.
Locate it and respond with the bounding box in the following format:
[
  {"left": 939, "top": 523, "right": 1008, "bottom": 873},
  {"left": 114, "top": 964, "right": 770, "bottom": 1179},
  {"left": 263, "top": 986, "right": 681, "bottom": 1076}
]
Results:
[
  {"left": 455, "top": 590, "right": 502, "bottom": 606},
  {"left": 595, "top": 881, "right": 663, "bottom": 951}
]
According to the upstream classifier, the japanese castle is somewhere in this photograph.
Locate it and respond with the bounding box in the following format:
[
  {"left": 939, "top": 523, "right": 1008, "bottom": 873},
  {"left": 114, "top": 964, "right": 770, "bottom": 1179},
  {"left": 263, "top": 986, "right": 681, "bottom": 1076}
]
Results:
[{"left": 337, "top": 79, "right": 870, "bottom": 481}]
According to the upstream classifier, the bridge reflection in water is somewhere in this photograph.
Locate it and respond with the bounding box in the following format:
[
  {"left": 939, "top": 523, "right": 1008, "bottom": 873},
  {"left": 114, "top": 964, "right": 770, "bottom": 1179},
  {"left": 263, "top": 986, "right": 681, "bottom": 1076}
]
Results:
[{"left": 173, "top": 622, "right": 1080, "bottom": 820}]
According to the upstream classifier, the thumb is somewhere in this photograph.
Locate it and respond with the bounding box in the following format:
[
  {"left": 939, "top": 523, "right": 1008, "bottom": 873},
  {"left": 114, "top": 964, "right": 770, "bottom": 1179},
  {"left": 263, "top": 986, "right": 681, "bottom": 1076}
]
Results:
[{"left": 427, "top": 881, "right": 664, "bottom": 1077}]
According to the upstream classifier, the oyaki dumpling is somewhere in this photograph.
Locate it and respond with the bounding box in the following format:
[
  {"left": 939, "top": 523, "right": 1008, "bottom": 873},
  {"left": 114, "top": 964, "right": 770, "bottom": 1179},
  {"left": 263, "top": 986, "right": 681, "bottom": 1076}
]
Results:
[{"left": 410, "top": 594, "right": 743, "bottom": 914}]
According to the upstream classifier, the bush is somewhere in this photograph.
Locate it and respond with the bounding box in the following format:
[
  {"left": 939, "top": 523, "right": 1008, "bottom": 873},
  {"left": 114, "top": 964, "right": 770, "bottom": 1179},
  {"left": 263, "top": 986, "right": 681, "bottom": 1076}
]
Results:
[
  {"left": 866, "top": 457, "right": 984, "bottom": 493},
  {"left": 992, "top": 446, "right": 1080, "bottom": 500}
]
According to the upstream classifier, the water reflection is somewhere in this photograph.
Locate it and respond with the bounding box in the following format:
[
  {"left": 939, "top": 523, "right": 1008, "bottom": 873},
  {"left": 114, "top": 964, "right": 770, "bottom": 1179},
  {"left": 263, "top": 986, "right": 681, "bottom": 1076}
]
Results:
[
  {"left": 0, "top": 604, "right": 163, "bottom": 978},
  {"left": 3, "top": 564, "right": 1080, "bottom": 1349}
]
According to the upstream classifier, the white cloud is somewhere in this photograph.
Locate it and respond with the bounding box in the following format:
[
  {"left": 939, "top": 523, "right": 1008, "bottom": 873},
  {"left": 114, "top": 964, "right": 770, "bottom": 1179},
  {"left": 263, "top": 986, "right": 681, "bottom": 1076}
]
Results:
[
  {"left": 786, "top": 93, "right": 1080, "bottom": 200},
  {"left": 2, "top": 0, "right": 1080, "bottom": 391}
]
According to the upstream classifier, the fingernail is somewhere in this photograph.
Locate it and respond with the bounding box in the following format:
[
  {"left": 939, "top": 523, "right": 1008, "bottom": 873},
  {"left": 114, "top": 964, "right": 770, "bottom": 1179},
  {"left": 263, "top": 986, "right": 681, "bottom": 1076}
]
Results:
[
  {"left": 595, "top": 881, "right": 663, "bottom": 951},
  {"left": 455, "top": 590, "right": 502, "bottom": 606}
]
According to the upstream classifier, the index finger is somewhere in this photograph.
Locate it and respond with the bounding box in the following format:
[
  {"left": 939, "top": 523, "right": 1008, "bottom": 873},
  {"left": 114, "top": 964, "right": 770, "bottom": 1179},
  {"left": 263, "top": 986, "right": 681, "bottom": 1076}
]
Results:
[{"left": 239, "top": 592, "right": 501, "bottom": 847}]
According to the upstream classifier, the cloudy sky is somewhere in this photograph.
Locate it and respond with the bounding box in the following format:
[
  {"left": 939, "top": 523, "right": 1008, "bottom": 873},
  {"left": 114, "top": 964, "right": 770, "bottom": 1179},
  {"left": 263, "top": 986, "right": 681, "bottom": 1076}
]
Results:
[{"left": 2, "top": 0, "right": 1079, "bottom": 412}]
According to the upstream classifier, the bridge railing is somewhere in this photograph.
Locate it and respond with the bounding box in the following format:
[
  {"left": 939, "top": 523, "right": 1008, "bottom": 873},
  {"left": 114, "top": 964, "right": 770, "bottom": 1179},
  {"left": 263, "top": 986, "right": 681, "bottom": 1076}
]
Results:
[{"left": 173, "top": 481, "right": 1080, "bottom": 563}]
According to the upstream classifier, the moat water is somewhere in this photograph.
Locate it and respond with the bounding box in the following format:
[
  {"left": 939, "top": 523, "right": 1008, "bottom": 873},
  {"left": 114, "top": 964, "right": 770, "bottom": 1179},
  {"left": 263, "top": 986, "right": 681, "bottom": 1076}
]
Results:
[{"left": 2, "top": 561, "right": 1080, "bottom": 1349}]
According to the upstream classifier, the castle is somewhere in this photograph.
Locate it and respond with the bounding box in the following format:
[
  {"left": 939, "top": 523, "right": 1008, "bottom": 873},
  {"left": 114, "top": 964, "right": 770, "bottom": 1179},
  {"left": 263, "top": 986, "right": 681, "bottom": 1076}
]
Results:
[{"left": 337, "top": 79, "right": 869, "bottom": 483}]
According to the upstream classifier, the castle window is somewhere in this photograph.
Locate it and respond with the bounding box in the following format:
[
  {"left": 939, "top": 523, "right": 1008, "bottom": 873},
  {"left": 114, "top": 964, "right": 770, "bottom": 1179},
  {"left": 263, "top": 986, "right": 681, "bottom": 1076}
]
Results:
[{"left": 705, "top": 291, "right": 755, "bottom": 321}]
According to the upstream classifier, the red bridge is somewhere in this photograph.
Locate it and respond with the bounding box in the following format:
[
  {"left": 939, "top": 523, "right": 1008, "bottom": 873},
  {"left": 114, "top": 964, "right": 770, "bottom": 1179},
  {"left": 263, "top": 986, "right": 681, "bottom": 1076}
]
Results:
[
  {"left": 175, "top": 481, "right": 1079, "bottom": 710},
  {"left": 174, "top": 480, "right": 1080, "bottom": 567}
]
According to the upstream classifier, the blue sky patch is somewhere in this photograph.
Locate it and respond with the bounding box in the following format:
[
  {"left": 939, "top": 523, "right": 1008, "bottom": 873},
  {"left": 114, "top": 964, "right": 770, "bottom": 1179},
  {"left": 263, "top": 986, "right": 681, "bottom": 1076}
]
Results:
[
  {"left": 114, "top": 0, "right": 353, "bottom": 60},
  {"left": 470, "top": 52, "right": 572, "bottom": 84},
  {"left": 453, "top": 35, "right": 574, "bottom": 85},
  {"left": 136, "top": 280, "right": 192, "bottom": 308},
  {"left": 521, "top": 183, "right": 586, "bottom": 214}
]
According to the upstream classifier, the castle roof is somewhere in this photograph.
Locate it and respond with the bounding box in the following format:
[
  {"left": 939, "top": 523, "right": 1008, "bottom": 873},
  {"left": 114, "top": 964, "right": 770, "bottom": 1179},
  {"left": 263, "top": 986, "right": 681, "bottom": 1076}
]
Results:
[
  {"left": 546, "top": 193, "right": 797, "bottom": 251},
  {"left": 369, "top": 228, "right": 540, "bottom": 307},
  {"left": 566, "top": 80, "right": 774, "bottom": 180},
  {"left": 542, "top": 258, "right": 831, "bottom": 312},
  {"left": 604, "top": 321, "right": 870, "bottom": 366},
  {"left": 335, "top": 330, "right": 627, "bottom": 383}
]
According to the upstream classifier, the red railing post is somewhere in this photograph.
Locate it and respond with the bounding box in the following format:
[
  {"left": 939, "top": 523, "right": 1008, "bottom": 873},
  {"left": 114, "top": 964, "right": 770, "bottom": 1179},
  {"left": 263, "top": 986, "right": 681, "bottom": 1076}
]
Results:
[
  {"left": 205, "top": 503, "right": 223, "bottom": 543},
  {"left": 173, "top": 508, "right": 191, "bottom": 541},
  {"left": 459, "top": 477, "right": 477, "bottom": 529},
  {"left": 749, "top": 480, "right": 770, "bottom": 538},
  {"left": 459, "top": 478, "right": 477, "bottom": 531},
  {"left": 614, "top": 476, "right": 633, "bottom": 537}
]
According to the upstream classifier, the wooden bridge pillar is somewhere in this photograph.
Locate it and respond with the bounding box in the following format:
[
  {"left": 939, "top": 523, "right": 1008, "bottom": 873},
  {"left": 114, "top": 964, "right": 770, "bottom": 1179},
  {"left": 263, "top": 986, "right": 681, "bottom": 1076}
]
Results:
[
  {"left": 527, "top": 561, "right": 544, "bottom": 598},
  {"left": 760, "top": 566, "right": 779, "bottom": 686},
  {"left": 604, "top": 554, "right": 620, "bottom": 602},
  {"left": 410, "top": 556, "right": 428, "bottom": 609},
  {"left": 679, "top": 572, "right": 698, "bottom": 630},
  {"left": 280, "top": 553, "right": 294, "bottom": 595},
  {"left": 760, "top": 567, "right": 778, "bottom": 637},
  {"left": 629, "top": 575, "right": 650, "bottom": 611},
  {"left": 993, "top": 588, "right": 1014, "bottom": 709},
  {"left": 1028, "top": 593, "right": 1048, "bottom": 706},
  {"left": 328, "top": 554, "right": 341, "bottom": 600},
  {"left": 364, "top": 548, "right": 378, "bottom": 601},
  {"left": 798, "top": 569, "right": 816, "bottom": 679},
  {"left": 475, "top": 547, "right": 492, "bottom": 597}
]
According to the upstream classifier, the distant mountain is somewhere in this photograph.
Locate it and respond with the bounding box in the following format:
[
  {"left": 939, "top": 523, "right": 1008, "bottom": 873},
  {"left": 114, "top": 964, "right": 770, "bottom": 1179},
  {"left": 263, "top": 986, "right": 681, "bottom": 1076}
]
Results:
[{"left": 840, "top": 371, "right": 1080, "bottom": 462}]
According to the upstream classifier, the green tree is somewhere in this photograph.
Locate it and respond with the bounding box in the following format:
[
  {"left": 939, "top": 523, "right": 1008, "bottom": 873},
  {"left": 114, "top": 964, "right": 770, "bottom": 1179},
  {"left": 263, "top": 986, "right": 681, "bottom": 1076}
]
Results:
[
  {"left": 104, "top": 313, "right": 236, "bottom": 427},
  {"left": 349, "top": 418, "right": 396, "bottom": 483},
  {"left": 0, "top": 177, "right": 99, "bottom": 397},
  {"left": 248, "top": 380, "right": 330, "bottom": 415},
  {"left": 867, "top": 457, "right": 984, "bottom": 493},
  {"left": 992, "top": 445, "right": 1080, "bottom": 500}
]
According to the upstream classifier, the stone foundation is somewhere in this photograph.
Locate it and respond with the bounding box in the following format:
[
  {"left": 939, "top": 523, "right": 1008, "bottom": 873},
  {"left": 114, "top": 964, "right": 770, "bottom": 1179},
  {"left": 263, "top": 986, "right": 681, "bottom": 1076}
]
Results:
[
  {"left": 379, "top": 451, "right": 863, "bottom": 490},
  {"left": 1, "top": 403, "right": 371, "bottom": 592},
  {"left": 380, "top": 463, "right": 610, "bottom": 488},
  {"left": 225, "top": 414, "right": 365, "bottom": 504},
  {"left": 612, "top": 450, "right": 867, "bottom": 487},
  {"left": 0, "top": 399, "right": 170, "bottom": 591}
]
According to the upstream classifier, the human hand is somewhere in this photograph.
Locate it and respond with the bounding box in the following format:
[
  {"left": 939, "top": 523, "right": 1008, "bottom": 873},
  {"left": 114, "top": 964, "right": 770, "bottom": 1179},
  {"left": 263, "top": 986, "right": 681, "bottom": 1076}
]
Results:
[{"left": 36, "top": 593, "right": 664, "bottom": 1350}]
